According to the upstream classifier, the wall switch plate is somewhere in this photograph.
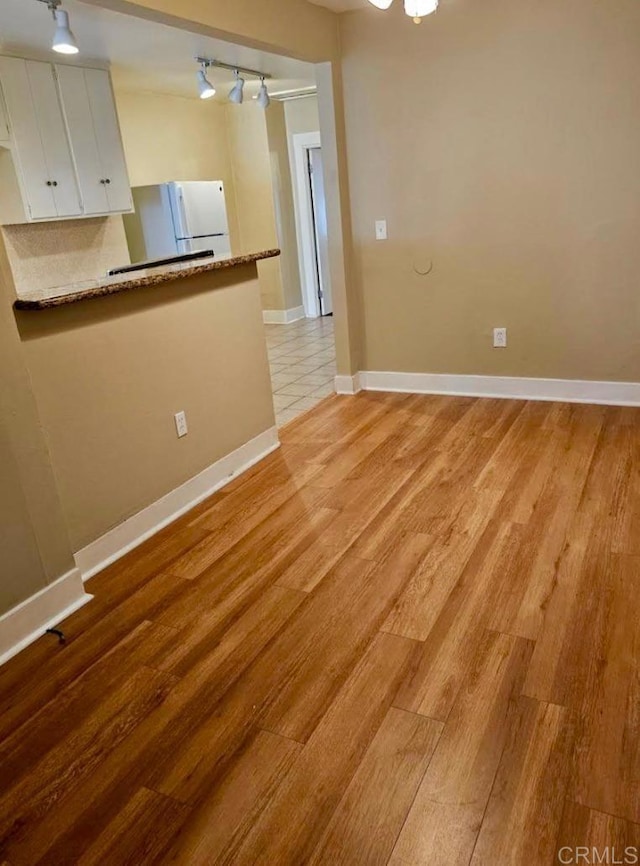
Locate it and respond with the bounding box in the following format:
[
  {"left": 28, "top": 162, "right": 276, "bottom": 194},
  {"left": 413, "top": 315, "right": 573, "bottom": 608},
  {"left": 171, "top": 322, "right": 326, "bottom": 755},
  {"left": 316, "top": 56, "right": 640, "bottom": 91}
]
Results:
[
  {"left": 375, "top": 219, "right": 387, "bottom": 240},
  {"left": 493, "top": 327, "right": 507, "bottom": 348},
  {"left": 174, "top": 411, "right": 188, "bottom": 438}
]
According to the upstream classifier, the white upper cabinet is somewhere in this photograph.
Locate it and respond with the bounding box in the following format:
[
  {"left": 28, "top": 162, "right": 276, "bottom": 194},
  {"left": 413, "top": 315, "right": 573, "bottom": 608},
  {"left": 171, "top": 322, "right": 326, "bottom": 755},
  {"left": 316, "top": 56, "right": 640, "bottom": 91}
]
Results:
[
  {"left": 56, "top": 65, "right": 132, "bottom": 216},
  {"left": 84, "top": 68, "right": 132, "bottom": 213},
  {"left": 0, "top": 55, "right": 132, "bottom": 224},
  {"left": 0, "top": 56, "right": 81, "bottom": 220}
]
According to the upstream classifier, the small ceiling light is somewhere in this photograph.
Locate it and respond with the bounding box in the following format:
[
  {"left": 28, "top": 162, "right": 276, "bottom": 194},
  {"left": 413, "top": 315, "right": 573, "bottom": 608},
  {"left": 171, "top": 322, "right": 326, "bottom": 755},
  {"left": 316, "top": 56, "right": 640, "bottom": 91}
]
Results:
[
  {"left": 228, "top": 70, "right": 245, "bottom": 105},
  {"left": 404, "top": 0, "right": 438, "bottom": 23},
  {"left": 256, "top": 78, "right": 270, "bottom": 109},
  {"left": 49, "top": 4, "right": 79, "bottom": 54},
  {"left": 197, "top": 66, "right": 215, "bottom": 99},
  {"left": 367, "top": 0, "right": 394, "bottom": 8}
]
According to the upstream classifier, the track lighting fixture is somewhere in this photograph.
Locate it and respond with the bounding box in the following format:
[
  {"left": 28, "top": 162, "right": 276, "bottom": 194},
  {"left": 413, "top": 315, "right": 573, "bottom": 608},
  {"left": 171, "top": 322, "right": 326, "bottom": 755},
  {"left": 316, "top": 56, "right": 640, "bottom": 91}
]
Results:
[
  {"left": 366, "top": 0, "right": 438, "bottom": 23},
  {"left": 37, "top": 0, "right": 79, "bottom": 54},
  {"left": 196, "top": 63, "right": 216, "bottom": 99},
  {"left": 228, "top": 70, "right": 245, "bottom": 105},
  {"left": 195, "top": 57, "right": 272, "bottom": 108}
]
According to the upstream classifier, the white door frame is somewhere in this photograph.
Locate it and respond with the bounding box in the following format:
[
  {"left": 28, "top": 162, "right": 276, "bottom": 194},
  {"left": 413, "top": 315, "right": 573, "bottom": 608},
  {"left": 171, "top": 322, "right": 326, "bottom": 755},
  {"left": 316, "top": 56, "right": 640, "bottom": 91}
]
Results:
[{"left": 292, "top": 131, "right": 322, "bottom": 318}]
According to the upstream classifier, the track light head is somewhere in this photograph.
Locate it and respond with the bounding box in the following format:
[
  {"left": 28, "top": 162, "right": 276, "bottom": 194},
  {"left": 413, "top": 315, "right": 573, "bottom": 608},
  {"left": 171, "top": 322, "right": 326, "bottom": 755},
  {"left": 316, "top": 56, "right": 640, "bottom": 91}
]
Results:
[
  {"left": 257, "top": 78, "right": 270, "bottom": 109},
  {"left": 197, "top": 67, "right": 216, "bottom": 99},
  {"left": 228, "top": 71, "right": 245, "bottom": 105},
  {"left": 43, "top": 2, "right": 78, "bottom": 55}
]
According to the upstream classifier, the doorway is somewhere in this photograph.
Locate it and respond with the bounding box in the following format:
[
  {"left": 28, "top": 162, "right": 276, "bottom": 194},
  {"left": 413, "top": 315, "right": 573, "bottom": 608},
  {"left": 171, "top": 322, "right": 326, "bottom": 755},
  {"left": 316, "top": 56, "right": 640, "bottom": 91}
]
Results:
[{"left": 292, "top": 131, "right": 333, "bottom": 319}]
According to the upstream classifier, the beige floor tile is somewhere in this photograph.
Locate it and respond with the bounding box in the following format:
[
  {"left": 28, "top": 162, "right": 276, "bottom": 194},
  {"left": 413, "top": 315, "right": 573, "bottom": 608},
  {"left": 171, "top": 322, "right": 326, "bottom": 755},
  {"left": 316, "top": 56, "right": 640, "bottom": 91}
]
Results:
[
  {"left": 295, "top": 373, "right": 334, "bottom": 386},
  {"left": 276, "top": 383, "right": 316, "bottom": 398},
  {"left": 310, "top": 383, "right": 336, "bottom": 398},
  {"left": 271, "top": 373, "right": 303, "bottom": 388},
  {"left": 265, "top": 318, "right": 335, "bottom": 427},
  {"left": 273, "top": 393, "right": 299, "bottom": 411}
]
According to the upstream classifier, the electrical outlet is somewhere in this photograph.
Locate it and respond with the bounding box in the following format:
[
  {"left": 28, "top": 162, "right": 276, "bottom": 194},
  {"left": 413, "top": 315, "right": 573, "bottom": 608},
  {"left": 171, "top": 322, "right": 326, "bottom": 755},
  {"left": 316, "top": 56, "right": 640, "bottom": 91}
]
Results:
[
  {"left": 174, "top": 411, "right": 188, "bottom": 438},
  {"left": 375, "top": 219, "right": 387, "bottom": 240},
  {"left": 493, "top": 327, "right": 507, "bottom": 348}
]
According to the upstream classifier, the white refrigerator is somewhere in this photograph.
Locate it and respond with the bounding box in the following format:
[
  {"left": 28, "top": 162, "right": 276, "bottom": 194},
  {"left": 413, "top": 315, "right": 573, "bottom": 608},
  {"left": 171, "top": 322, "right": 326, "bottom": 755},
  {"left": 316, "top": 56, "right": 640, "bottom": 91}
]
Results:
[{"left": 124, "top": 181, "right": 231, "bottom": 262}]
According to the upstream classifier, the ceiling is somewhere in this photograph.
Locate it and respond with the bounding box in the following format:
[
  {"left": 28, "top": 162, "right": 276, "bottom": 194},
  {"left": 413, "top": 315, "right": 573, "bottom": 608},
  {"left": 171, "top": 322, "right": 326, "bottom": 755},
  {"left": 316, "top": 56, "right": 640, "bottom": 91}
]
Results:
[
  {"left": 308, "top": 0, "right": 371, "bottom": 11},
  {"left": 0, "top": 0, "right": 315, "bottom": 101}
]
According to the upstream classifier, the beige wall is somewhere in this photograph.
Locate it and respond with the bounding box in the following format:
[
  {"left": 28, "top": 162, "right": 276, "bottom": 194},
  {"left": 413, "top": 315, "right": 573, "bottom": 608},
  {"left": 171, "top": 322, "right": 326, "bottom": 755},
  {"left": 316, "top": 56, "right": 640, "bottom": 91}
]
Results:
[
  {"left": 265, "top": 101, "right": 304, "bottom": 311},
  {"left": 341, "top": 0, "right": 640, "bottom": 381},
  {"left": 2, "top": 217, "right": 129, "bottom": 296},
  {"left": 113, "top": 86, "right": 241, "bottom": 250},
  {"left": 16, "top": 265, "right": 275, "bottom": 551},
  {"left": 0, "top": 242, "right": 77, "bottom": 615},
  {"left": 225, "top": 103, "right": 291, "bottom": 311},
  {"left": 284, "top": 95, "right": 320, "bottom": 138},
  {"left": 84, "top": 0, "right": 339, "bottom": 63}
]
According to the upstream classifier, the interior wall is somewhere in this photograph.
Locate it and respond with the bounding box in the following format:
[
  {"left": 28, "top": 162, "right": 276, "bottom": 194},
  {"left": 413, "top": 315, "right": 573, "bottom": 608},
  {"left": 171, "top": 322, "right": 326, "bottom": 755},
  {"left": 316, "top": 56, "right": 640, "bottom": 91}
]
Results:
[
  {"left": 284, "top": 95, "right": 320, "bottom": 138},
  {"left": 0, "top": 241, "right": 77, "bottom": 616},
  {"left": 85, "top": 0, "right": 339, "bottom": 64},
  {"left": 16, "top": 265, "right": 275, "bottom": 551},
  {"left": 113, "top": 86, "right": 241, "bottom": 250},
  {"left": 341, "top": 0, "right": 640, "bottom": 382},
  {"left": 264, "top": 101, "right": 304, "bottom": 312},
  {"left": 225, "top": 102, "right": 287, "bottom": 311}
]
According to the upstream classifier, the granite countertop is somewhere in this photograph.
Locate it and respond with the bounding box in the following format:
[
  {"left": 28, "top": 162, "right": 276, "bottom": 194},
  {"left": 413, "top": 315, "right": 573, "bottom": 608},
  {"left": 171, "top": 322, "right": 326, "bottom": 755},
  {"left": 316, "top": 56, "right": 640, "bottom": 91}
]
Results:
[{"left": 14, "top": 249, "right": 281, "bottom": 311}]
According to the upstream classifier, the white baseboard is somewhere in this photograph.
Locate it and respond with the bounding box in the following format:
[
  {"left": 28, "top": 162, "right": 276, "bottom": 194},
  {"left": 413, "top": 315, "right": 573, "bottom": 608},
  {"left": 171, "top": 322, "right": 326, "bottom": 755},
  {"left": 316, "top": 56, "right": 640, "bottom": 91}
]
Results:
[
  {"left": 0, "top": 568, "right": 92, "bottom": 666},
  {"left": 75, "top": 426, "right": 280, "bottom": 581},
  {"left": 359, "top": 371, "right": 640, "bottom": 406},
  {"left": 334, "top": 373, "right": 362, "bottom": 395},
  {"left": 262, "top": 306, "right": 306, "bottom": 324}
]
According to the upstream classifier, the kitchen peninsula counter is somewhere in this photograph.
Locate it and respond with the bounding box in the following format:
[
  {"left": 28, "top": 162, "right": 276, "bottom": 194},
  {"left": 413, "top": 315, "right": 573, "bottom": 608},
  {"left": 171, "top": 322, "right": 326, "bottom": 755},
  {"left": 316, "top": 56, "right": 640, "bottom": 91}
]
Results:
[{"left": 14, "top": 249, "right": 280, "bottom": 310}]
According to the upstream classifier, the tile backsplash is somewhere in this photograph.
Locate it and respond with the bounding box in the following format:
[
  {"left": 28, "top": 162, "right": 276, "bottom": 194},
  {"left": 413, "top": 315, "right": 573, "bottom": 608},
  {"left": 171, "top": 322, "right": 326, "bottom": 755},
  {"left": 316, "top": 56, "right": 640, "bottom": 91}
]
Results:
[{"left": 2, "top": 216, "right": 130, "bottom": 296}]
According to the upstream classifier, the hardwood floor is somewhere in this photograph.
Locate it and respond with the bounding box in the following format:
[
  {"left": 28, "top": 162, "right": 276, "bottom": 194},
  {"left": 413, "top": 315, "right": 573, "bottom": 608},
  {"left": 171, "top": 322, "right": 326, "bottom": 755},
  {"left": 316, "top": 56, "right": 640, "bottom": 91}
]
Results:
[{"left": 1, "top": 392, "right": 639, "bottom": 865}]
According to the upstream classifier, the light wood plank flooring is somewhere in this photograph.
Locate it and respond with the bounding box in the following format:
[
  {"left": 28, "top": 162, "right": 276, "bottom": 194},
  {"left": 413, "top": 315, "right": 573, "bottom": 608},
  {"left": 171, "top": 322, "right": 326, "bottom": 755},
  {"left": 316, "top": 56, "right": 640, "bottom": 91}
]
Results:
[{"left": 1, "top": 392, "right": 639, "bottom": 865}]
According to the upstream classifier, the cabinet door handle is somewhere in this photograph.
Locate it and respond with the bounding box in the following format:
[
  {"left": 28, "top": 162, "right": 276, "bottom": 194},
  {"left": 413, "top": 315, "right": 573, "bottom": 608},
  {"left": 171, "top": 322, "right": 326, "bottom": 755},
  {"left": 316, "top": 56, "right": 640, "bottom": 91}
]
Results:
[
  {"left": 105, "top": 178, "right": 111, "bottom": 184},
  {"left": 46, "top": 180, "right": 58, "bottom": 187}
]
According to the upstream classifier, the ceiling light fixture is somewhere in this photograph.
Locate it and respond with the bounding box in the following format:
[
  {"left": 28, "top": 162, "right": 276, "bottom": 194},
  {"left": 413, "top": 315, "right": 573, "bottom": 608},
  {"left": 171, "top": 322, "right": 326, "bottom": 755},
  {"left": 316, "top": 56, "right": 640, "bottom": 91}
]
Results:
[
  {"left": 228, "top": 70, "right": 245, "bottom": 105},
  {"left": 37, "top": 0, "right": 79, "bottom": 54},
  {"left": 366, "top": 0, "right": 438, "bottom": 24},
  {"left": 196, "top": 63, "right": 216, "bottom": 99},
  {"left": 195, "top": 57, "right": 272, "bottom": 108},
  {"left": 404, "top": 0, "right": 438, "bottom": 23}
]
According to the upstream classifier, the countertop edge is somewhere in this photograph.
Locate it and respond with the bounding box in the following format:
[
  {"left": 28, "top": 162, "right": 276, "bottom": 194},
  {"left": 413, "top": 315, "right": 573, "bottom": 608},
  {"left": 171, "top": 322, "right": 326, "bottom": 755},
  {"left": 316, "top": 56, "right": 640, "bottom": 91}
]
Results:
[{"left": 13, "top": 249, "right": 281, "bottom": 311}]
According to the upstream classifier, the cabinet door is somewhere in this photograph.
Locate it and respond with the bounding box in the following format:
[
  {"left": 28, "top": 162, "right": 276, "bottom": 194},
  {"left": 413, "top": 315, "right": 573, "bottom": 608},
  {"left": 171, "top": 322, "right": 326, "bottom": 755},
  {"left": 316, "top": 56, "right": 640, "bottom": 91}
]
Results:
[
  {"left": 55, "top": 64, "right": 109, "bottom": 215},
  {"left": 84, "top": 69, "right": 132, "bottom": 212},
  {"left": 0, "top": 56, "right": 57, "bottom": 219},
  {"left": 25, "top": 60, "right": 80, "bottom": 218}
]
